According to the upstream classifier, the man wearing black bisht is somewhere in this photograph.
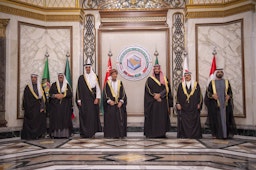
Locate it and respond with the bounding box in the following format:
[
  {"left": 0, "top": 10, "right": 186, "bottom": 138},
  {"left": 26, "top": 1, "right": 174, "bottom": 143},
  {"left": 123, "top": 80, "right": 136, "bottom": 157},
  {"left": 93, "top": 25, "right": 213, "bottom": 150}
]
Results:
[
  {"left": 21, "top": 74, "right": 46, "bottom": 140},
  {"left": 176, "top": 71, "right": 202, "bottom": 139},
  {"left": 144, "top": 58, "right": 173, "bottom": 138},
  {"left": 103, "top": 69, "right": 127, "bottom": 138},
  {"left": 48, "top": 73, "right": 73, "bottom": 138},
  {"left": 76, "top": 59, "right": 102, "bottom": 138},
  {"left": 206, "top": 68, "right": 236, "bottom": 139}
]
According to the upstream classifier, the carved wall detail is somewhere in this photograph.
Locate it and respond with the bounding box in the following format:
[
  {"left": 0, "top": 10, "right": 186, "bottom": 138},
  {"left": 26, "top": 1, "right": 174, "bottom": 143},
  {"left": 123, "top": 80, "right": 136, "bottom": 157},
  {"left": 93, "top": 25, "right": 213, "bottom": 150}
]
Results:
[
  {"left": 83, "top": 15, "right": 96, "bottom": 69},
  {"left": 172, "top": 13, "right": 185, "bottom": 93}
]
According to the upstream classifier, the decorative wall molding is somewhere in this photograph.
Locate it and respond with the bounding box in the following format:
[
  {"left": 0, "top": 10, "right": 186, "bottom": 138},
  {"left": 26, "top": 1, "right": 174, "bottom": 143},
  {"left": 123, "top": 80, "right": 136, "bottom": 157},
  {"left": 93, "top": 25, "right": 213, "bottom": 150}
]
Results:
[
  {"left": 1, "top": 0, "right": 254, "bottom": 21},
  {"left": 0, "top": 19, "right": 10, "bottom": 38},
  {"left": 82, "top": 0, "right": 185, "bottom": 10},
  {"left": 186, "top": 2, "right": 255, "bottom": 18},
  {"left": 188, "top": 0, "right": 246, "bottom": 5},
  {"left": 172, "top": 12, "right": 185, "bottom": 93},
  {"left": 99, "top": 10, "right": 168, "bottom": 27},
  {"left": 101, "top": 17, "right": 167, "bottom": 23},
  {"left": 0, "top": 2, "right": 82, "bottom": 22},
  {"left": 3, "top": 0, "right": 79, "bottom": 8},
  {"left": 83, "top": 14, "right": 96, "bottom": 71}
]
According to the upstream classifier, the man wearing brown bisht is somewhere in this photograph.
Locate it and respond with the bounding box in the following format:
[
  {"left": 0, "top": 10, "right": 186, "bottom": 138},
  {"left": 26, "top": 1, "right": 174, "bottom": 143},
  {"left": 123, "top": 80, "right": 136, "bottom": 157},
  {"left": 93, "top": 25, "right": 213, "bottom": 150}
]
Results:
[
  {"left": 176, "top": 71, "right": 202, "bottom": 139},
  {"left": 144, "top": 57, "right": 173, "bottom": 138},
  {"left": 103, "top": 69, "right": 127, "bottom": 138}
]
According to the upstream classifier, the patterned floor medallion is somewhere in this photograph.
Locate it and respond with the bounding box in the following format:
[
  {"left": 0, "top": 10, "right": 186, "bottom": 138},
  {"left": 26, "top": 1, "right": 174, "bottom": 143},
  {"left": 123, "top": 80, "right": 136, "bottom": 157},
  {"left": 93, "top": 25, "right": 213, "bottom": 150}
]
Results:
[{"left": 0, "top": 133, "right": 256, "bottom": 170}]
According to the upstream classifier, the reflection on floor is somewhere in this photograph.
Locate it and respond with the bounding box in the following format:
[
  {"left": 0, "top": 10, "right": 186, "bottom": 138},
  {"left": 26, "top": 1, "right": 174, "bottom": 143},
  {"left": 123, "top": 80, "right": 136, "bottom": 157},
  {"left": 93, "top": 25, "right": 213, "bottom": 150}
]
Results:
[{"left": 0, "top": 132, "right": 256, "bottom": 170}]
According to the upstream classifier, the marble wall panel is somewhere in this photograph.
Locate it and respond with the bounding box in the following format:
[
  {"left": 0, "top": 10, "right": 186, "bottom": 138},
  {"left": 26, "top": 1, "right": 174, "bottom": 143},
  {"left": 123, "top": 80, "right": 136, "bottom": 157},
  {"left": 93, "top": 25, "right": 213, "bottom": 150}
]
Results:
[
  {"left": 18, "top": 0, "right": 76, "bottom": 7},
  {"left": 196, "top": 20, "right": 244, "bottom": 117},
  {"left": 18, "top": 22, "right": 71, "bottom": 118},
  {"left": 190, "top": 0, "right": 234, "bottom": 4}
]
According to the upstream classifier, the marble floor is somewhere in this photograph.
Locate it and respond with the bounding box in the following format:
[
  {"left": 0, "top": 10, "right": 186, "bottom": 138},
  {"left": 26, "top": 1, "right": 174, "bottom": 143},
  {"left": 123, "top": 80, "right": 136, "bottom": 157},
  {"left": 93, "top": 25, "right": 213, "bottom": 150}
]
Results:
[{"left": 0, "top": 132, "right": 256, "bottom": 170}]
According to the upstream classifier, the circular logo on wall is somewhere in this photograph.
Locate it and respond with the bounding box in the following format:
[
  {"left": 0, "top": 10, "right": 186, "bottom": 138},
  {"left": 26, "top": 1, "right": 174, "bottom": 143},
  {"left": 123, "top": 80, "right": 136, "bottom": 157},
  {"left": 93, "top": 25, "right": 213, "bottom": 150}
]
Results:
[{"left": 117, "top": 46, "right": 152, "bottom": 81}]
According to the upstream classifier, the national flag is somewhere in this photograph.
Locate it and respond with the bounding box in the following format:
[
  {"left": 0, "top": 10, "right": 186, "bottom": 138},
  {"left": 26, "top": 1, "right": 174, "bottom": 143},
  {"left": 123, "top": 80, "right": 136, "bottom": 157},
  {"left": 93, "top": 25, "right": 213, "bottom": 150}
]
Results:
[
  {"left": 64, "top": 57, "right": 75, "bottom": 119},
  {"left": 204, "top": 51, "right": 217, "bottom": 109},
  {"left": 182, "top": 55, "right": 189, "bottom": 82},
  {"left": 64, "top": 57, "right": 72, "bottom": 88},
  {"left": 42, "top": 56, "right": 51, "bottom": 101},
  {"left": 103, "top": 56, "right": 112, "bottom": 86},
  {"left": 207, "top": 55, "right": 216, "bottom": 85},
  {"left": 154, "top": 56, "right": 159, "bottom": 66},
  {"left": 100, "top": 55, "right": 112, "bottom": 114}
]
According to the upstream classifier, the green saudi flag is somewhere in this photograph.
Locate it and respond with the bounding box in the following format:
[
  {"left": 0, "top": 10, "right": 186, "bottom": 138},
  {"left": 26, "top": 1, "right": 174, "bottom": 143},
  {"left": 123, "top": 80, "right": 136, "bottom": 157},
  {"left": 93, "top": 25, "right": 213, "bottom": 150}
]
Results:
[
  {"left": 64, "top": 57, "right": 72, "bottom": 88},
  {"left": 42, "top": 57, "right": 50, "bottom": 100}
]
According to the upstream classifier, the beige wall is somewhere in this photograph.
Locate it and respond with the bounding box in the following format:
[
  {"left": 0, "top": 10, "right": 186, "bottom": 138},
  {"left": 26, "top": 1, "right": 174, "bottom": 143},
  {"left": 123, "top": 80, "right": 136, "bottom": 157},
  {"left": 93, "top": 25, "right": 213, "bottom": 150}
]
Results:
[
  {"left": 99, "top": 30, "right": 168, "bottom": 117},
  {"left": 0, "top": 12, "right": 81, "bottom": 128},
  {"left": 186, "top": 11, "right": 255, "bottom": 128},
  {"left": 1, "top": 8, "right": 255, "bottom": 129}
]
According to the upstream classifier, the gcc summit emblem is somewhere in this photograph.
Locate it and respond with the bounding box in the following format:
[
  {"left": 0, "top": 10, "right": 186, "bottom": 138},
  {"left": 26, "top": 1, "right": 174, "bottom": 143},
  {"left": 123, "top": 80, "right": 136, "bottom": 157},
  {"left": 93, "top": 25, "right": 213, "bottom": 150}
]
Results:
[{"left": 117, "top": 46, "right": 152, "bottom": 81}]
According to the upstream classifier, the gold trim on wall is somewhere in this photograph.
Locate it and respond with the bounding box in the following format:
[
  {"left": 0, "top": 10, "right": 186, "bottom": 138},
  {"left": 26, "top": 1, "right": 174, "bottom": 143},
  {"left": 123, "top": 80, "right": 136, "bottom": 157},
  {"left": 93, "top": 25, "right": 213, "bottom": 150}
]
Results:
[
  {"left": 186, "top": 3, "right": 255, "bottom": 18},
  {"left": 101, "top": 17, "right": 166, "bottom": 23},
  {"left": 2, "top": 0, "right": 79, "bottom": 8},
  {"left": 188, "top": 0, "right": 249, "bottom": 6},
  {"left": 0, "top": 19, "right": 10, "bottom": 37},
  {"left": 0, "top": 4, "right": 83, "bottom": 22}
]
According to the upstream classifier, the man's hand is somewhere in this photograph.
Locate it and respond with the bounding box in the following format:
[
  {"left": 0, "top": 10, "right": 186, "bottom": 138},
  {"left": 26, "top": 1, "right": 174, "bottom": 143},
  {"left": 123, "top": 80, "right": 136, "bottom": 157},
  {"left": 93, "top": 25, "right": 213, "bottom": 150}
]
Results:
[
  {"left": 197, "top": 104, "right": 201, "bottom": 109},
  {"left": 40, "top": 109, "right": 44, "bottom": 113},
  {"left": 94, "top": 98, "right": 99, "bottom": 104},
  {"left": 55, "top": 94, "right": 64, "bottom": 99},
  {"left": 117, "top": 101, "right": 122, "bottom": 108},
  {"left": 225, "top": 95, "right": 230, "bottom": 102},
  {"left": 109, "top": 100, "right": 115, "bottom": 106},
  {"left": 154, "top": 93, "right": 161, "bottom": 100},
  {"left": 77, "top": 100, "right": 82, "bottom": 106},
  {"left": 212, "top": 94, "right": 218, "bottom": 100},
  {"left": 176, "top": 104, "right": 181, "bottom": 110}
]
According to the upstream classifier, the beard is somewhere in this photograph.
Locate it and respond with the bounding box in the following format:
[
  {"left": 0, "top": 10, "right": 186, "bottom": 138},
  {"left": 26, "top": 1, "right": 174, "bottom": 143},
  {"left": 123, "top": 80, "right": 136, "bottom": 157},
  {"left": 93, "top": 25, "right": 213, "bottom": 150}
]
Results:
[{"left": 216, "top": 74, "right": 223, "bottom": 79}]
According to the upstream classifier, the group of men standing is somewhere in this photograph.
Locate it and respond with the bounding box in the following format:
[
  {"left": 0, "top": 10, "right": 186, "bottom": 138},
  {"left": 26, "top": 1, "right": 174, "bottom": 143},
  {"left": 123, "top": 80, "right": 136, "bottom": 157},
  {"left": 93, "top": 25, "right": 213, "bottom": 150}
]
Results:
[
  {"left": 176, "top": 68, "right": 236, "bottom": 139},
  {"left": 21, "top": 59, "right": 236, "bottom": 140},
  {"left": 21, "top": 73, "right": 73, "bottom": 139}
]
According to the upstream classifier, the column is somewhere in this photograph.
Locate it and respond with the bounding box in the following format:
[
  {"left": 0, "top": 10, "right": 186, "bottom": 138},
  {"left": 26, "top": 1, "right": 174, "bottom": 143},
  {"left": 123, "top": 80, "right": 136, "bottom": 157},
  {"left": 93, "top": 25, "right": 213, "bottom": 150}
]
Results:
[{"left": 0, "top": 19, "right": 9, "bottom": 127}]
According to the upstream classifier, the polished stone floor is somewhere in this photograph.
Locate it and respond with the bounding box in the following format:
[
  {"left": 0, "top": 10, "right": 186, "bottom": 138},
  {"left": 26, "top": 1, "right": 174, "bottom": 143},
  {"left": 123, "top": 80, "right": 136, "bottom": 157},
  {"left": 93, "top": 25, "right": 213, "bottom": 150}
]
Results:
[{"left": 0, "top": 132, "right": 256, "bottom": 170}]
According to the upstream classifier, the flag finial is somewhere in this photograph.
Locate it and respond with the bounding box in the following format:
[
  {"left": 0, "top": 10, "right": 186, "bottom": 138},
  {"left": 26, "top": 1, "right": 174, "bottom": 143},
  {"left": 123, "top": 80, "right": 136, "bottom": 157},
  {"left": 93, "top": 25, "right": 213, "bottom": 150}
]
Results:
[
  {"left": 66, "top": 51, "right": 70, "bottom": 58},
  {"left": 183, "top": 50, "right": 188, "bottom": 57},
  {"left": 182, "top": 50, "right": 189, "bottom": 82},
  {"left": 154, "top": 49, "right": 159, "bottom": 57},
  {"left": 108, "top": 50, "right": 113, "bottom": 57},
  {"left": 45, "top": 51, "right": 49, "bottom": 58},
  {"left": 154, "top": 50, "right": 159, "bottom": 66},
  {"left": 212, "top": 47, "right": 217, "bottom": 55}
]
